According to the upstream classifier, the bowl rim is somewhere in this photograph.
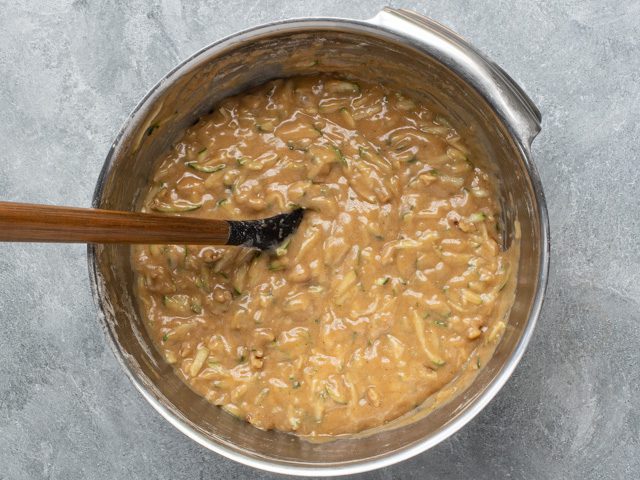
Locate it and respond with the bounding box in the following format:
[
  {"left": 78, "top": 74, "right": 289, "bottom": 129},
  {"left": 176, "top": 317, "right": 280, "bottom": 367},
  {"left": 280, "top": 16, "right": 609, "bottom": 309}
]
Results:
[{"left": 87, "top": 14, "right": 550, "bottom": 477}]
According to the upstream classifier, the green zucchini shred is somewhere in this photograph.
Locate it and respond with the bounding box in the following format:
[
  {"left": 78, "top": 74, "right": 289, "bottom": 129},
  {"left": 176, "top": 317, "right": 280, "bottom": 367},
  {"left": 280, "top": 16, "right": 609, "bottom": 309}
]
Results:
[
  {"left": 190, "top": 301, "right": 202, "bottom": 314},
  {"left": 268, "top": 260, "right": 285, "bottom": 271},
  {"left": 275, "top": 237, "right": 291, "bottom": 257},
  {"left": 152, "top": 201, "right": 202, "bottom": 213},
  {"left": 469, "top": 212, "right": 486, "bottom": 223},
  {"left": 186, "top": 162, "right": 225, "bottom": 173}
]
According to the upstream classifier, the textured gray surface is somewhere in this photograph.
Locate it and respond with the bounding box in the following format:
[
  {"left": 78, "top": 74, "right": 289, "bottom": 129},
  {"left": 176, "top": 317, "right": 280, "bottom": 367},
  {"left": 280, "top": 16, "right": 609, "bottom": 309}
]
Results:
[{"left": 0, "top": 0, "right": 638, "bottom": 478}]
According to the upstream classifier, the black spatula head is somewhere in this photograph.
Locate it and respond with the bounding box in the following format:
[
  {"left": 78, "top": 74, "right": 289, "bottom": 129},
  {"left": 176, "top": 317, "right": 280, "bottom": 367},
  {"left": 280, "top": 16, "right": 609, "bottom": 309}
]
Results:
[{"left": 227, "top": 208, "right": 304, "bottom": 250}]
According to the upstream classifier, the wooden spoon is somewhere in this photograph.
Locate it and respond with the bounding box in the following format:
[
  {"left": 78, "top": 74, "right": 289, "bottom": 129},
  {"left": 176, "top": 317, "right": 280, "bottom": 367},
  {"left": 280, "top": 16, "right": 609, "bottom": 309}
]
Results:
[{"left": 0, "top": 201, "right": 304, "bottom": 250}]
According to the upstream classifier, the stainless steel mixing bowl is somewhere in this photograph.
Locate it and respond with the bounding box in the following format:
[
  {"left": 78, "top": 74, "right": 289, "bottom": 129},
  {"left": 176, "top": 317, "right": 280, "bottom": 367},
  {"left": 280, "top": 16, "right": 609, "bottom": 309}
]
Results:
[{"left": 88, "top": 7, "right": 549, "bottom": 476}]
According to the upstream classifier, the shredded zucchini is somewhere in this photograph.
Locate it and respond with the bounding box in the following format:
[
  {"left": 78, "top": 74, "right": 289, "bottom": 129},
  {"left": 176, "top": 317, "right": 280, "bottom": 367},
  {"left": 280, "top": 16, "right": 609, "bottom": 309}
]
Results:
[
  {"left": 275, "top": 237, "right": 291, "bottom": 257},
  {"left": 186, "top": 162, "right": 225, "bottom": 173},
  {"left": 162, "top": 294, "right": 191, "bottom": 315},
  {"left": 152, "top": 201, "right": 202, "bottom": 213},
  {"left": 325, "top": 79, "right": 360, "bottom": 94},
  {"left": 268, "top": 260, "right": 286, "bottom": 271}
]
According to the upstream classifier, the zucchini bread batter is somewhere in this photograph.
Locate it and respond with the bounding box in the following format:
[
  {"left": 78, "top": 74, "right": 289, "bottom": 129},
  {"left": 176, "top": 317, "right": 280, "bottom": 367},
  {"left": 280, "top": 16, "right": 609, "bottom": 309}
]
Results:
[{"left": 132, "top": 76, "right": 513, "bottom": 436}]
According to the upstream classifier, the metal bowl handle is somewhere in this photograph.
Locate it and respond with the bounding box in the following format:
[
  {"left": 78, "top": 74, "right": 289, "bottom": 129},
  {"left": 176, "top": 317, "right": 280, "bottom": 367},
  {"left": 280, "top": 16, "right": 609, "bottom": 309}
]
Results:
[{"left": 369, "top": 7, "right": 542, "bottom": 147}]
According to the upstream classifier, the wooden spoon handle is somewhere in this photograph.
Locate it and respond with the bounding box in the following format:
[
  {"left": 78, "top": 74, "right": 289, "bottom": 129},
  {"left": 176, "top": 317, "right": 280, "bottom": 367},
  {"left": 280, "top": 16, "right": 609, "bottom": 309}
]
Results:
[{"left": 0, "top": 201, "right": 230, "bottom": 244}]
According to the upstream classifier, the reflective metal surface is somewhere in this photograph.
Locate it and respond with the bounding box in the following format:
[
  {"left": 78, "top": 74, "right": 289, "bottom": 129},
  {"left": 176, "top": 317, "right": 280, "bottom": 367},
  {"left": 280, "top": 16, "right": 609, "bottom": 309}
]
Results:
[{"left": 88, "top": 7, "right": 549, "bottom": 476}]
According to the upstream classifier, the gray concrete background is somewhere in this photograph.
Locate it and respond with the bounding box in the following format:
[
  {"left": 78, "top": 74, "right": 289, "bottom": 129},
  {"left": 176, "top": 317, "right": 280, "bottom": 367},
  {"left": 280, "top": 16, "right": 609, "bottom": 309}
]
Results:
[{"left": 0, "top": 0, "right": 638, "bottom": 478}]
